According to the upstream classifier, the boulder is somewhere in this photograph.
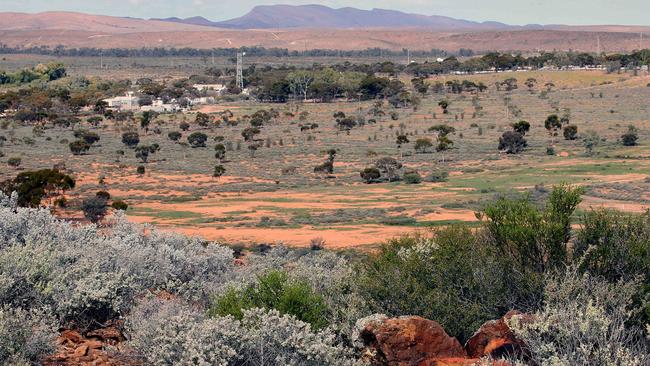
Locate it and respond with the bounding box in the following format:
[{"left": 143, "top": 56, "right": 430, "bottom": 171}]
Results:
[
  {"left": 359, "top": 315, "right": 467, "bottom": 366},
  {"left": 465, "top": 311, "right": 530, "bottom": 359}
]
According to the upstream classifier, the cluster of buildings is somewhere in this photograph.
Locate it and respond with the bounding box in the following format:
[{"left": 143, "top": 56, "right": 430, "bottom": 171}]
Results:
[{"left": 103, "top": 84, "right": 228, "bottom": 113}]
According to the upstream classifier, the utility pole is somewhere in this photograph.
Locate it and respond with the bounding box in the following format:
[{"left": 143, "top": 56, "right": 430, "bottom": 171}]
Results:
[
  {"left": 236, "top": 52, "right": 244, "bottom": 90},
  {"left": 407, "top": 49, "right": 411, "bottom": 64},
  {"left": 597, "top": 35, "right": 601, "bottom": 55}
]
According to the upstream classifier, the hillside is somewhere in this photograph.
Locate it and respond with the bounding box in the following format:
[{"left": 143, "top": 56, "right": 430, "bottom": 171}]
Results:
[{"left": 0, "top": 11, "right": 217, "bottom": 33}]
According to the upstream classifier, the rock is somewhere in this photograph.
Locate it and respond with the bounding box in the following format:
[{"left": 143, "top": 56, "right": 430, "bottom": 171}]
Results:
[
  {"left": 87, "top": 326, "right": 124, "bottom": 342},
  {"left": 359, "top": 315, "right": 467, "bottom": 365},
  {"left": 465, "top": 311, "right": 530, "bottom": 359},
  {"left": 85, "top": 340, "right": 104, "bottom": 349},
  {"left": 73, "top": 344, "right": 89, "bottom": 357},
  {"left": 60, "top": 329, "right": 83, "bottom": 344}
]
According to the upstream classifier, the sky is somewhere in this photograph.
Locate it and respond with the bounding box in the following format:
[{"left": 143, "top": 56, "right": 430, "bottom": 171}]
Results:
[{"left": 1, "top": 0, "right": 648, "bottom": 26}]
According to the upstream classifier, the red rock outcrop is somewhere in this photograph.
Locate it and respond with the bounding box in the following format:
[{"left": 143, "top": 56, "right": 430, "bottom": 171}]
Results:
[
  {"left": 359, "top": 315, "right": 468, "bottom": 365},
  {"left": 43, "top": 321, "right": 140, "bottom": 366},
  {"left": 465, "top": 311, "right": 531, "bottom": 359}
]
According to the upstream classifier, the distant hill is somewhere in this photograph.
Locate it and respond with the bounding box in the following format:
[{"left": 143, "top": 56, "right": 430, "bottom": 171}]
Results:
[
  {"left": 169, "top": 4, "right": 514, "bottom": 30},
  {"left": 151, "top": 16, "right": 216, "bottom": 28},
  {"left": 0, "top": 11, "right": 215, "bottom": 33}
]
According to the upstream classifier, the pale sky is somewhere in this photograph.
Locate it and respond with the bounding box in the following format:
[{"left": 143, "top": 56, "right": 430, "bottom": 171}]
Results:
[{"left": 1, "top": 0, "right": 648, "bottom": 26}]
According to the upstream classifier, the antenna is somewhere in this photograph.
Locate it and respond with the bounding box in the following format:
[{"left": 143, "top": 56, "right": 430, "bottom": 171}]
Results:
[{"left": 236, "top": 52, "right": 244, "bottom": 90}]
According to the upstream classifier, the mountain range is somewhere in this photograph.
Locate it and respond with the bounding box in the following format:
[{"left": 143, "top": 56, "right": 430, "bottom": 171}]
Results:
[{"left": 153, "top": 4, "right": 518, "bottom": 30}]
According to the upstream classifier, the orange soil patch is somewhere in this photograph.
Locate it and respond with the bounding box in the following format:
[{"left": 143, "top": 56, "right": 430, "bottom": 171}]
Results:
[
  {"left": 140, "top": 223, "right": 420, "bottom": 249},
  {"left": 581, "top": 196, "right": 650, "bottom": 213}
]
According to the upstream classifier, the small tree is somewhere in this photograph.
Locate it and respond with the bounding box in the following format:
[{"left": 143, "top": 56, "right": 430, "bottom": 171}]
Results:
[
  {"left": 314, "top": 149, "right": 336, "bottom": 174},
  {"left": 213, "top": 165, "right": 226, "bottom": 179},
  {"left": 621, "top": 125, "right": 639, "bottom": 146},
  {"left": 187, "top": 132, "right": 208, "bottom": 148},
  {"left": 139, "top": 111, "right": 157, "bottom": 132},
  {"left": 121, "top": 132, "right": 140, "bottom": 148},
  {"left": 375, "top": 157, "right": 402, "bottom": 181},
  {"left": 498, "top": 131, "right": 527, "bottom": 154},
  {"left": 544, "top": 114, "right": 562, "bottom": 142},
  {"left": 241, "top": 127, "right": 260, "bottom": 142},
  {"left": 360, "top": 167, "right": 381, "bottom": 183},
  {"left": 80, "top": 131, "right": 100, "bottom": 145},
  {"left": 69, "top": 140, "right": 90, "bottom": 155},
  {"left": 195, "top": 112, "right": 211, "bottom": 127},
  {"left": 168, "top": 131, "right": 182, "bottom": 142},
  {"left": 524, "top": 78, "right": 537, "bottom": 92},
  {"left": 582, "top": 130, "right": 600, "bottom": 155},
  {"left": 438, "top": 100, "right": 450, "bottom": 114},
  {"left": 82, "top": 196, "right": 108, "bottom": 224},
  {"left": 563, "top": 125, "right": 578, "bottom": 140},
  {"left": 414, "top": 138, "right": 434, "bottom": 153},
  {"left": 512, "top": 120, "right": 531, "bottom": 135},
  {"left": 214, "top": 143, "right": 226, "bottom": 161}
]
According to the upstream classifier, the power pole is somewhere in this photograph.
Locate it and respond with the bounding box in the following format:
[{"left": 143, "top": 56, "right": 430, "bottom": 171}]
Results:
[
  {"left": 407, "top": 49, "right": 411, "bottom": 64},
  {"left": 597, "top": 35, "right": 601, "bottom": 55},
  {"left": 236, "top": 52, "right": 244, "bottom": 90}
]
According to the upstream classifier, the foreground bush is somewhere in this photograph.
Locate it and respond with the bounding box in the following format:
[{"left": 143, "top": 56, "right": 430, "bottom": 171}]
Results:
[
  {"left": 127, "top": 298, "right": 360, "bottom": 366},
  {"left": 357, "top": 226, "right": 509, "bottom": 342},
  {"left": 0, "top": 192, "right": 235, "bottom": 330},
  {"left": 510, "top": 268, "right": 649, "bottom": 366},
  {"left": 209, "top": 270, "right": 330, "bottom": 329},
  {"left": 0, "top": 306, "right": 56, "bottom": 365}
]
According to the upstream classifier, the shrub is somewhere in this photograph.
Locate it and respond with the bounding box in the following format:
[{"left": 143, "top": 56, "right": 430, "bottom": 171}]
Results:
[
  {"left": 360, "top": 167, "right": 381, "bottom": 183},
  {"left": 80, "top": 131, "right": 100, "bottom": 145},
  {"left": 81, "top": 196, "right": 108, "bottom": 223},
  {"left": 7, "top": 157, "right": 21, "bottom": 168},
  {"left": 69, "top": 139, "right": 90, "bottom": 155},
  {"left": 621, "top": 125, "right": 639, "bottom": 146},
  {"left": 546, "top": 146, "right": 556, "bottom": 156},
  {"left": 167, "top": 131, "right": 182, "bottom": 142},
  {"left": 111, "top": 200, "right": 128, "bottom": 211},
  {"left": 95, "top": 190, "right": 111, "bottom": 200},
  {"left": 121, "top": 132, "right": 140, "bottom": 148},
  {"left": 426, "top": 170, "right": 449, "bottom": 183},
  {"left": 357, "top": 227, "right": 508, "bottom": 342},
  {"left": 209, "top": 270, "right": 329, "bottom": 329},
  {"left": 136, "top": 165, "right": 145, "bottom": 175},
  {"left": 127, "top": 299, "right": 358, "bottom": 366},
  {"left": 179, "top": 121, "right": 190, "bottom": 131},
  {"left": 512, "top": 120, "right": 531, "bottom": 135},
  {"left": 0, "top": 195, "right": 235, "bottom": 330},
  {"left": 563, "top": 124, "right": 578, "bottom": 140},
  {"left": 498, "top": 131, "right": 527, "bottom": 154},
  {"left": 188, "top": 132, "right": 208, "bottom": 148},
  {"left": 509, "top": 268, "right": 648, "bottom": 366},
  {"left": 213, "top": 165, "right": 226, "bottom": 178},
  {"left": 0, "top": 306, "right": 56, "bottom": 365},
  {"left": 403, "top": 172, "right": 422, "bottom": 184},
  {"left": 414, "top": 138, "right": 434, "bottom": 153}
]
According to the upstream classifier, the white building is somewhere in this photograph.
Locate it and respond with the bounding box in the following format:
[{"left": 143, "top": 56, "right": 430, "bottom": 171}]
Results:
[
  {"left": 141, "top": 98, "right": 180, "bottom": 113},
  {"left": 193, "top": 84, "right": 227, "bottom": 93},
  {"left": 190, "top": 97, "right": 215, "bottom": 106},
  {"left": 103, "top": 92, "right": 140, "bottom": 111}
]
